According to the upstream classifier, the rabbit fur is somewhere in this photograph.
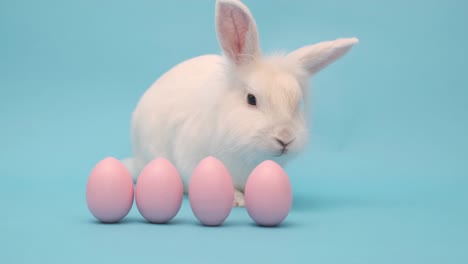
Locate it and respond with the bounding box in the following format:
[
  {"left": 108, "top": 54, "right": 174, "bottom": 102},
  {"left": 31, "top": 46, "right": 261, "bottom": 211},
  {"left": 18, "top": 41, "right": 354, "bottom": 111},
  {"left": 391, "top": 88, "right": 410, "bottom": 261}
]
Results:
[{"left": 122, "top": 0, "right": 358, "bottom": 207}]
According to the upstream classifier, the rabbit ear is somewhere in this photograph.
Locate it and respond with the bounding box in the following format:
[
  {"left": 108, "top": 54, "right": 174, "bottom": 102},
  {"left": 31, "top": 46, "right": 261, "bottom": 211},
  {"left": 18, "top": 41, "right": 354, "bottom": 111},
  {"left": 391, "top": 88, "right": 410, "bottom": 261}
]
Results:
[
  {"left": 215, "top": 0, "right": 261, "bottom": 66},
  {"left": 287, "top": 38, "right": 359, "bottom": 75}
]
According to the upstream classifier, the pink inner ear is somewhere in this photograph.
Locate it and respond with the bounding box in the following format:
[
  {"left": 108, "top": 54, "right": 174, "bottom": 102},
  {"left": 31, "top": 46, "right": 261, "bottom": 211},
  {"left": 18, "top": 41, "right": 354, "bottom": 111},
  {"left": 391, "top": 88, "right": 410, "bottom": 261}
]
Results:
[{"left": 217, "top": 4, "right": 250, "bottom": 62}]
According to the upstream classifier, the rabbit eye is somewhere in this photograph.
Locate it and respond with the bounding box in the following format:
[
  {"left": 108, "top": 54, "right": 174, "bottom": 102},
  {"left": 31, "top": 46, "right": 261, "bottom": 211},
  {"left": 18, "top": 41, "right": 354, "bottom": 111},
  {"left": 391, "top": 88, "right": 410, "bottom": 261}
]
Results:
[{"left": 247, "top": 94, "right": 257, "bottom": 106}]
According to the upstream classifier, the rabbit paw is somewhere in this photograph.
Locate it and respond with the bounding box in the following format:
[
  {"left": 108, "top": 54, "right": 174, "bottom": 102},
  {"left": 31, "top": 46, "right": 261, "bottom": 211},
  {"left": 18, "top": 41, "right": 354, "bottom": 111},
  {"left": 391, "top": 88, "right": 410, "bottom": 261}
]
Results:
[{"left": 233, "top": 190, "right": 245, "bottom": 207}]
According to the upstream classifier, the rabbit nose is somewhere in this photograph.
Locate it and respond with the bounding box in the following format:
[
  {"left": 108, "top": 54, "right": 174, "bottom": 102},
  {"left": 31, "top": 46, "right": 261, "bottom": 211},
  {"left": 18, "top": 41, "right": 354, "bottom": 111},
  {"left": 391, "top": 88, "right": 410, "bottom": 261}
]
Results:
[
  {"left": 275, "top": 128, "right": 295, "bottom": 147},
  {"left": 275, "top": 128, "right": 294, "bottom": 145},
  {"left": 275, "top": 138, "right": 286, "bottom": 147},
  {"left": 275, "top": 138, "right": 294, "bottom": 147}
]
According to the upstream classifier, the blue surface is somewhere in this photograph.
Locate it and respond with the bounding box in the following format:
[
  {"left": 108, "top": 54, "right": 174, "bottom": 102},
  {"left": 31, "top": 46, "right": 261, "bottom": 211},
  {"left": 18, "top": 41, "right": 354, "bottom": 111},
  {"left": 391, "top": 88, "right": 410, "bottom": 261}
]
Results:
[{"left": 1, "top": 0, "right": 467, "bottom": 263}]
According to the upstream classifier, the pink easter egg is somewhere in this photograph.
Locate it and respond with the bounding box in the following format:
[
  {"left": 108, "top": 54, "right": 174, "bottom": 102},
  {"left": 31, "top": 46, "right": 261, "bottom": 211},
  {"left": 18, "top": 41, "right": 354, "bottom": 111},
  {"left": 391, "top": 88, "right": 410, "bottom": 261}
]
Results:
[
  {"left": 188, "top": 156, "right": 234, "bottom": 226},
  {"left": 86, "top": 157, "right": 134, "bottom": 223},
  {"left": 135, "top": 158, "right": 184, "bottom": 224},
  {"left": 244, "top": 160, "right": 292, "bottom": 227}
]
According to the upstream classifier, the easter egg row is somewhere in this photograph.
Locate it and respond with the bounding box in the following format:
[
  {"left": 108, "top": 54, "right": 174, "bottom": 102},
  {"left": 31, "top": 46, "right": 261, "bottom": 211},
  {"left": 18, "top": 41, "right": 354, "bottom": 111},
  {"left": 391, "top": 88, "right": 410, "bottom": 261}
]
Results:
[{"left": 86, "top": 156, "right": 292, "bottom": 227}]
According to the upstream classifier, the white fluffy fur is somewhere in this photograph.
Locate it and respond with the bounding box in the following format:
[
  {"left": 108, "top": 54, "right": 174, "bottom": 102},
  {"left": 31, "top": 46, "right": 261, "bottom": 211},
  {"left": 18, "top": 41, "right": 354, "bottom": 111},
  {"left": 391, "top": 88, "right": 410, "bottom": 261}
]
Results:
[{"left": 122, "top": 0, "right": 358, "bottom": 205}]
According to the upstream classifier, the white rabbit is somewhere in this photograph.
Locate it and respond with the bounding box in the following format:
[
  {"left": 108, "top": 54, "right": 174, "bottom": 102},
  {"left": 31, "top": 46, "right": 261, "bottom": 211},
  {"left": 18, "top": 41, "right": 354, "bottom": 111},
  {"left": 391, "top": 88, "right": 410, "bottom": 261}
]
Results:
[{"left": 122, "top": 0, "right": 358, "bottom": 207}]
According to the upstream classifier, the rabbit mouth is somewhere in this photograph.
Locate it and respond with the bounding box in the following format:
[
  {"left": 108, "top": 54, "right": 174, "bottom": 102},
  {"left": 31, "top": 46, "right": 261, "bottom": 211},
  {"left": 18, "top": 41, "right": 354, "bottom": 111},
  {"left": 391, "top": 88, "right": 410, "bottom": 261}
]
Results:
[
  {"left": 273, "top": 148, "right": 289, "bottom": 157},
  {"left": 271, "top": 137, "right": 295, "bottom": 157}
]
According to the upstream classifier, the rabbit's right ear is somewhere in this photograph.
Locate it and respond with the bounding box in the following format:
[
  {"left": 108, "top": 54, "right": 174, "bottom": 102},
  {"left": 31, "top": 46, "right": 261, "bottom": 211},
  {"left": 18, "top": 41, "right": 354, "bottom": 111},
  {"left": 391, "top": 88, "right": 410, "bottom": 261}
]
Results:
[
  {"left": 287, "top": 38, "right": 359, "bottom": 76},
  {"left": 215, "top": 0, "right": 261, "bottom": 67}
]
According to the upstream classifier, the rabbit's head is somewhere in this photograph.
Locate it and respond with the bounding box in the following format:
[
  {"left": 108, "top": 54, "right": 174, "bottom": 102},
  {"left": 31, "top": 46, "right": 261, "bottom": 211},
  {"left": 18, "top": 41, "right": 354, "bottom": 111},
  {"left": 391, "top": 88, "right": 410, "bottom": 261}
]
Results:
[{"left": 213, "top": 0, "right": 358, "bottom": 164}]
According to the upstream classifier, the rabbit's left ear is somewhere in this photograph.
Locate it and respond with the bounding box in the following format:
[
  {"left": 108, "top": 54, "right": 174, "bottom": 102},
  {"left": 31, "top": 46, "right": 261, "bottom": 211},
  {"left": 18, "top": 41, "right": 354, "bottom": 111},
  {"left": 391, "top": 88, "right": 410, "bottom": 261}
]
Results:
[
  {"left": 287, "top": 38, "right": 359, "bottom": 76},
  {"left": 215, "top": 0, "right": 261, "bottom": 66}
]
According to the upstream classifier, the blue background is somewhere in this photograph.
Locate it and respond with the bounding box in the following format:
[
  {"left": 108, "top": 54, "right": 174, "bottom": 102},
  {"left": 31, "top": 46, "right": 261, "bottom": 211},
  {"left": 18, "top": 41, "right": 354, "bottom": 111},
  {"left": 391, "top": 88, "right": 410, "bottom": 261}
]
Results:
[{"left": 1, "top": 0, "right": 467, "bottom": 263}]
